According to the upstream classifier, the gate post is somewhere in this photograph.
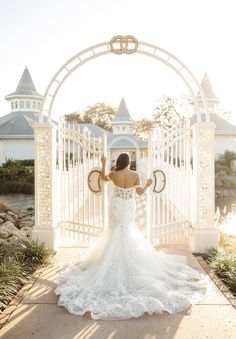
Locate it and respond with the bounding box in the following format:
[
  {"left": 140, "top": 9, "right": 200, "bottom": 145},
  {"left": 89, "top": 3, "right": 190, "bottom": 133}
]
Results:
[
  {"left": 32, "top": 122, "right": 57, "bottom": 249},
  {"left": 190, "top": 122, "right": 219, "bottom": 252}
]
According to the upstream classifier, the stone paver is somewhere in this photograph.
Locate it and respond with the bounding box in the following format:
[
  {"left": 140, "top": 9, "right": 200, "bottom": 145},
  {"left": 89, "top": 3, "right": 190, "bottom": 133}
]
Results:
[{"left": 0, "top": 245, "right": 236, "bottom": 339}]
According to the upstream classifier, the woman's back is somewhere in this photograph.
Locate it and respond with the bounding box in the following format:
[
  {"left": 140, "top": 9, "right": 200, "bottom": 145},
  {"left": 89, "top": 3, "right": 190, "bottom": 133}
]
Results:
[{"left": 109, "top": 169, "right": 140, "bottom": 189}]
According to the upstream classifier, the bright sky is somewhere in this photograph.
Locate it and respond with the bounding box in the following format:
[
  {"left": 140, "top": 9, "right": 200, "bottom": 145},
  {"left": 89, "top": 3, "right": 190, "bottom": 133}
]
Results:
[{"left": 0, "top": 0, "right": 236, "bottom": 124}]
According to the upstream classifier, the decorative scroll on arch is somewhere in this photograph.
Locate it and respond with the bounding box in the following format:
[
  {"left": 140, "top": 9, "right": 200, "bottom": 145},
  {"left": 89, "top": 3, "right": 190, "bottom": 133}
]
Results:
[{"left": 40, "top": 35, "right": 209, "bottom": 123}]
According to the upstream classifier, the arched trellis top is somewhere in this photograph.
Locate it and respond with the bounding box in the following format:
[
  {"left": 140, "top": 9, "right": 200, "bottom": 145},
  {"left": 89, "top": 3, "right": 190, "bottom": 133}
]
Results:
[{"left": 40, "top": 36, "right": 209, "bottom": 122}]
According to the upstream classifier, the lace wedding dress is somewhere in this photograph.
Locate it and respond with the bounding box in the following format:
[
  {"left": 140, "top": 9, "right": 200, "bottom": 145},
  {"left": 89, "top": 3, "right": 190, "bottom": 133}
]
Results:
[{"left": 54, "top": 184, "right": 209, "bottom": 320}]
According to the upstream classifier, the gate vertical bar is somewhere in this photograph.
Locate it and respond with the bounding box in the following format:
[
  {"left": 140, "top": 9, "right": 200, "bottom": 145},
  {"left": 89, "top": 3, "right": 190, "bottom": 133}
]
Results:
[
  {"left": 58, "top": 118, "right": 63, "bottom": 243},
  {"left": 102, "top": 133, "right": 108, "bottom": 230},
  {"left": 147, "top": 131, "right": 153, "bottom": 243},
  {"left": 186, "top": 119, "right": 191, "bottom": 223}
]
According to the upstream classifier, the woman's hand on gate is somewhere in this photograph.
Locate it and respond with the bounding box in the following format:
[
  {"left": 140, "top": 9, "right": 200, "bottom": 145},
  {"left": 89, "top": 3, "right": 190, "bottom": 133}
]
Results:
[
  {"left": 146, "top": 178, "right": 153, "bottom": 187},
  {"left": 101, "top": 155, "right": 106, "bottom": 165}
]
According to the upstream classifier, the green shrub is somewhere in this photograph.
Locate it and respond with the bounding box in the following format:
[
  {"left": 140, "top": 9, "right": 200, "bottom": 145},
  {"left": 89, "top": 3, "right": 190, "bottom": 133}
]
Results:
[
  {"left": 208, "top": 249, "right": 236, "bottom": 274},
  {"left": 0, "top": 181, "right": 34, "bottom": 194},
  {"left": 215, "top": 163, "right": 231, "bottom": 175},
  {"left": 223, "top": 269, "right": 236, "bottom": 292},
  {"left": 216, "top": 158, "right": 227, "bottom": 166},
  {"left": 221, "top": 175, "right": 236, "bottom": 188},
  {"left": 215, "top": 151, "right": 236, "bottom": 189},
  {"left": 0, "top": 258, "right": 25, "bottom": 310},
  {"left": 215, "top": 174, "right": 223, "bottom": 188},
  {"left": 17, "top": 239, "right": 55, "bottom": 266},
  {"left": 19, "top": 160, "right": 34, "bottom": 166},
  {"left": 223, "top": 151, "right": 236, "bottom": 167},
  {"left": 0, "top": 159, "right": 34, "bottom": 184},
  {"left": 208, "top": 249, "right": 236, "bottom": 295},
  {"left": 0, "top": 239, "right": 54, "bottom": 311},
  {"left": 0, "top": 158, "right": 34, "bottom": 193}
]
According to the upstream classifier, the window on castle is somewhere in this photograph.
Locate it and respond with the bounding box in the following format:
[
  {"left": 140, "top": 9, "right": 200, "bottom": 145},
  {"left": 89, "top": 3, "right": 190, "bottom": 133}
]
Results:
[
  {"left": 123, "top": 126, "right": 126, "bottom": 131},
  {"left": 11, "top": 102, "right": 14, "bottom": 110},
  {"left": 15, "top": 101, "right": 18, "bottom": 108},
  {"left": 33, "top": 102, "right": 36, "bottom": 109},
  {"left": 26, "top": 101, "right": 31, "bottom": 109},
  {"left": 37, "top": 102, "right": 40, "bottom": 110},
  {"left": 20, "top": 101, "right": 24, "bottom": 108}
]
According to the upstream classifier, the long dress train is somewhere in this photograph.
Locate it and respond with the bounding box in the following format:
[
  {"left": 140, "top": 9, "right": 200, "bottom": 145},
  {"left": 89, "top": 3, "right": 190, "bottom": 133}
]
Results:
[{"left": 54, "top": 184, "right": 209, "bottom": 320}]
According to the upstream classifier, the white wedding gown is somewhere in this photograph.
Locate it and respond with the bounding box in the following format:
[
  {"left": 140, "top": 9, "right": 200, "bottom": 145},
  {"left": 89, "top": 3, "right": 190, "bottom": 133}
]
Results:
[{"left": 54, "top": 183, "right": 209, "bottom": 320}]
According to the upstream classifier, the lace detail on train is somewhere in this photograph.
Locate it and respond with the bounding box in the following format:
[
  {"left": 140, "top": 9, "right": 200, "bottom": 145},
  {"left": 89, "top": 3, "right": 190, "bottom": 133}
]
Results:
[{"left": 54, "top": 184, "right": 210, "bottom": 320}]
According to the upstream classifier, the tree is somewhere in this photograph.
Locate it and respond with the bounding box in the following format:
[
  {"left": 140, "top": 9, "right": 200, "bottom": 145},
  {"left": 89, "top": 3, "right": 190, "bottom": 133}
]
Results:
[
  {"left": 135, "top": 96, "right": 188, "bottom": 139},
  {"left": 84, "top": 102, "right": 117, "bottom": 132},
  {"left": 64, "top": 111, "right": 85, "bottom": 123},
  {"left": 65, "top": 102, "right": 117, "bottom": 132},
  {"left": 134, "top": 118, "right": 154, "bottom": 140},
  {"left": 153, "top": 96, "right": 186, "bottom": 130},
  {"left": 223, "top": 150, "right": 236, "bottom": 167}
]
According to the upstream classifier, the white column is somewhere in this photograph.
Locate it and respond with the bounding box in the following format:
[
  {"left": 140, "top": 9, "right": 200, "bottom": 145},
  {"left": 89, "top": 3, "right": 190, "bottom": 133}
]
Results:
[
  {"left": 32, "top": 122, "right": 57, "bottom": 249},
  {"left": 190, "top": 122, "right": 219, "bottom": 252}
]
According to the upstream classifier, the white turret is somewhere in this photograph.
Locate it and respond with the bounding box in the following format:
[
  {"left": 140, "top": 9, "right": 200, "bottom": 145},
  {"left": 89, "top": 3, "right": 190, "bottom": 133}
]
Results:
[
  {"left": 5, "top": 67, "right": 43, "bottom": 113},
  {"left": 111, "top": 98, "right": 136, "bottom": 135},
  {"left": 197, "top": 71, "right": 221, "bottom": 114}
]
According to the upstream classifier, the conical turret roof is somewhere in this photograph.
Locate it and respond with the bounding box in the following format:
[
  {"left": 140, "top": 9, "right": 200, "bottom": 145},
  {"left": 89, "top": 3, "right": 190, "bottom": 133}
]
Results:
[
  {"left": 111, "top": 98, "right": 135, "bottom": 124},
  {"left": 5, "top": 67, "right": 42, "bottom": 99},
  {"left": 197, "top": 71, "right": 220, "bottom": 103}
]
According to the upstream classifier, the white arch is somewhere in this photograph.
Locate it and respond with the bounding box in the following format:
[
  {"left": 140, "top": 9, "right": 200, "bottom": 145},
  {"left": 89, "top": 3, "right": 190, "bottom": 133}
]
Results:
[{"left": 40, "top": 38, "right": 209, "bottom": 122}]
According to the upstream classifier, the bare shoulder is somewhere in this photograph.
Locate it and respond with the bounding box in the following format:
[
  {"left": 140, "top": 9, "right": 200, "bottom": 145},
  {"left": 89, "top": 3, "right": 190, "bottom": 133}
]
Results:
[
  {"left": 129, "top": 170, "right": 140, "bottom": 178},
  {"left": 129, "top": 169, "right": 139, "bottom": 175},
  {"left": 108, "top": 171, "right": 115, "bottom": 179}
]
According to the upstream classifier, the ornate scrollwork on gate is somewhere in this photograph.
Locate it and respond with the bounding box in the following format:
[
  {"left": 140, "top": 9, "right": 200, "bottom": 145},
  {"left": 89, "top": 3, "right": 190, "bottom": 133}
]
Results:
[{"left": 110, "top": 35, "right": 138, "bottom": 54}]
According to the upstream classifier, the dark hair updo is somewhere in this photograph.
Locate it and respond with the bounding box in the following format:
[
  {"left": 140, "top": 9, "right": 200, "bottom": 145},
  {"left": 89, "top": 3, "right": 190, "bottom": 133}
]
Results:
[{"left": 115, "top": 153, "right": 130, "bottom": 171}]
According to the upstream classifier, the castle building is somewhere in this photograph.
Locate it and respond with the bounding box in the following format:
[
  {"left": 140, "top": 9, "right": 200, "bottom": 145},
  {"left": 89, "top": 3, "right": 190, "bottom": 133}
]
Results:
[
  {"left": 0, "top": 67, "right": 44, "bottom": 164},
  {"left": 190, "top": 72, "right": 236, "bottom": 158}
]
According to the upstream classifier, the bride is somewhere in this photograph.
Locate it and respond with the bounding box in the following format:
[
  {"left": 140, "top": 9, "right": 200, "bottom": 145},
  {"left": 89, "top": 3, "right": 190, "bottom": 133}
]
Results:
[{"left": 54, "top": 153, "right": 209, "bottom": 320}]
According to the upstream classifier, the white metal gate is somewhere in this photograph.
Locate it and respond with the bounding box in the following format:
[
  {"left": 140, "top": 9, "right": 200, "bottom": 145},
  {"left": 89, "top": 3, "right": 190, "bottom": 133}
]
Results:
[
  {"left": 148, "top": 119, "right": 192, "bottom": 245},
  {"left": 56, "top": 119, "right": 107, "bottom": 244},
  {"left": 56, "top": 119, "right": 192, "bottom": 246}
]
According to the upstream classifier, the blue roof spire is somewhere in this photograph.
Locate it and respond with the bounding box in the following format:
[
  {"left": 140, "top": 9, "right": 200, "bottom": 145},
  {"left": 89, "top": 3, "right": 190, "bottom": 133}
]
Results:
[
  {"left": 5, "top": 67, "right": 42, "bottom": 98},
  {"left": 112, "top": 97, "right": 135, "bottom": 123}
]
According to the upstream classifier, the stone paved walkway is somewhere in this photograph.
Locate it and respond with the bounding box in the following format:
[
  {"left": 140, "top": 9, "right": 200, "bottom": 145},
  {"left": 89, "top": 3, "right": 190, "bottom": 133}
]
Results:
[{"left": 0, "top": 244, "right": 236, "bottom": 339}]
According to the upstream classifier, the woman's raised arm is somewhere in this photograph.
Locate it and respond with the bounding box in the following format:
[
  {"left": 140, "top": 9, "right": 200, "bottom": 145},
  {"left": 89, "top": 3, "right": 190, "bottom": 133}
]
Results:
[
  {"left": 100, "top": 155, "right": 112, "bottom": 182},
  {"left": 135, "top": 173, "right": 153, "bottom": 196}
]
